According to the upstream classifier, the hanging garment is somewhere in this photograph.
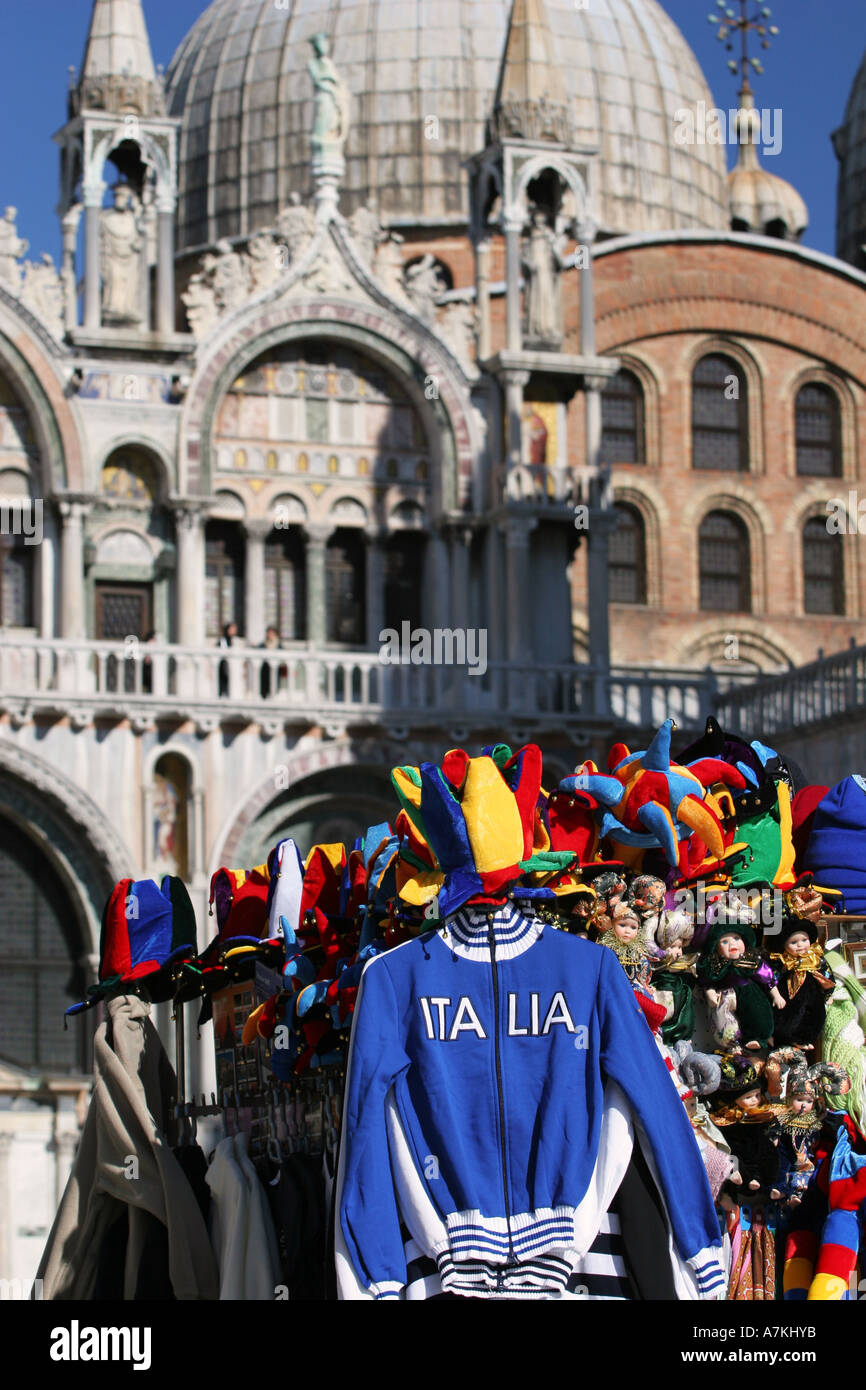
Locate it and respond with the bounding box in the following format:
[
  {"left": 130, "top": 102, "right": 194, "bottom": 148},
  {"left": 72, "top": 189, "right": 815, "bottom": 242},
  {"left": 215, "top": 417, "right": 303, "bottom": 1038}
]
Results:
[
  {"left": 205, "top": 1133, "right": 281, "bottom": 1300},
  {"left": 36, "top": 994, "right": 219, "bottom": 1301},
  {"left": 337, "top": 906, "right": 724, "bottom": 1300}
]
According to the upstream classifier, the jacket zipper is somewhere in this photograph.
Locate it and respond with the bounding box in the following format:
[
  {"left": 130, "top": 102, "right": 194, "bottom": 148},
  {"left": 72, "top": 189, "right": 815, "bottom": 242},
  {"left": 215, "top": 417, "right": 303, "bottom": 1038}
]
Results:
[{"left": 487, "top": 913, "right": 516, "bottom": 1270}]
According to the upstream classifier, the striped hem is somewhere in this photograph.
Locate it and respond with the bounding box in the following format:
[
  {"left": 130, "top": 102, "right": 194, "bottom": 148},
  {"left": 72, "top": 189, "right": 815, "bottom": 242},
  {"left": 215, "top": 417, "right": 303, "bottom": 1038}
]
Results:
[
  {"left": 437, "top": 1251, "right": 573, "bottom": 1298},
  {"left": 439, "top": 1205, "right": 577, "bottom": 1264},
  {"left": 440, "top": 904, "right": 544, "bottom": 962}
]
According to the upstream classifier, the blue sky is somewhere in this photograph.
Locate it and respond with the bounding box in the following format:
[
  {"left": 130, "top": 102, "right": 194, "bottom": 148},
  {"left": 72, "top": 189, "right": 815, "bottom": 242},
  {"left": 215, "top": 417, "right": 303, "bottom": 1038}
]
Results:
[{"left": 0, "top": 0, "right": 862, "bottom": 265}]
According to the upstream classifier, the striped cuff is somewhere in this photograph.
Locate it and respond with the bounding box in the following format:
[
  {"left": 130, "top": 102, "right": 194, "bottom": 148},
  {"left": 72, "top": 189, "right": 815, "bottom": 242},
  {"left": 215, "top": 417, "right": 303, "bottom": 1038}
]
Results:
[
  {"left": 688, "top": 1248, "right": 726, "bottom": 1297},
  {"left": 370, "top": 1281, "right": 403, "bottom": 1300}
]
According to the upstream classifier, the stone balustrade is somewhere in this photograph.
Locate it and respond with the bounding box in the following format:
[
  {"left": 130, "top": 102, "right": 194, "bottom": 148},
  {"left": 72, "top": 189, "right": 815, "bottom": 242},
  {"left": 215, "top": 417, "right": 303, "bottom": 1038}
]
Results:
[{"left": 0, "top": 635, "right": 757, "bottom": 733}]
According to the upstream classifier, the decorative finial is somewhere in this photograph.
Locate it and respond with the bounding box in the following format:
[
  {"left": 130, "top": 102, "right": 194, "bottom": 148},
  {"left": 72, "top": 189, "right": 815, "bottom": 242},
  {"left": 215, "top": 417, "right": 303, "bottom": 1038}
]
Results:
[
  {"left": 707, "top": 0, "right": 779, "bottom": 90},
  {"left": 307, "top": 33, "right": 350, "bottom": 222}
]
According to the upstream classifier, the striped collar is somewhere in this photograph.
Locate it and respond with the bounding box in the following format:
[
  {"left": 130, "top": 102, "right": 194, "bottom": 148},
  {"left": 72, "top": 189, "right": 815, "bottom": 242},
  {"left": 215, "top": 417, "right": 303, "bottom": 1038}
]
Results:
[{"left": 439, "top": 902, "right": 544, "bottom": 962}]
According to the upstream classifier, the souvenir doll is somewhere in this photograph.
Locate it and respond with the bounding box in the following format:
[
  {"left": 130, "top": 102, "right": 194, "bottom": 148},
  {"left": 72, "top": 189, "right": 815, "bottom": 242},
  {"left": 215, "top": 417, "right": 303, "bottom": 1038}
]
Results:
[
  {"left": 595, "top": 901, "right": 652, "bottom": 992},
  {"left": 596, "top": 901, "right": 667, "bottom": 1031},
  {"left": 627, "top": 874, "right": 667, "bottom": 945},
  {"left": 592, "top": 869, "right": 628, "bottom": 919},
  {"left": 769, "top": 916, "right": 835, "bottom": 1049},
  {"left": 534, "top": 880, "right": 597, "bottom": 938},
  {"left": 650, "top": 906, "right": 698, "bottom": 1044},
  {"left": 710, "top": 1073, "right": 779, "bottom": 1200},
  {"left": 697, "top": 909, "right": 787, "bottom": 1051},
  {"left": 767, "top": 1053, "right": 850, "bottom": 1206}
]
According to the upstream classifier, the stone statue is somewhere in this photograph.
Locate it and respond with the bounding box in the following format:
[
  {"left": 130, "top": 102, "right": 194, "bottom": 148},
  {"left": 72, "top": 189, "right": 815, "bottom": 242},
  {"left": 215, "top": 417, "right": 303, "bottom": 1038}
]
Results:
[
  {"left": 210, "top": 238, "right": 249, "bottom": 313},
  {"left": 247, "top": 231, "right": 283, "bottom": 294},
  {"left": 307, "top": 33, "right": 349, "bottom": 158},
  {"left": 100, "top": 185, "right": 143, "bottom": 325},
  {"left": 275, "top": 193, "right": 316, "bottom": 263},
  {"left": 348, "top": 197, "right": 383, "bottom": 267},
  {"left": 0, "top": 207, "right": 28, "bottom": 291},
  {"left": 374, "top": 232, "right": 407, "bottom": 302},
  {"left": 522, "top": 208, "right": 565, "bottom": 345},
  {"left": 181, "top": 269, "right": 218, "bottom": 338},
  {"left": 20, "top": 253, "right": 64, "bottom": 338},
  {"left": 437, "top": 300, "right": 477, "bottom": 370},
  {"left": 404, "top": 253, "right": 446, "bottom": 325}
]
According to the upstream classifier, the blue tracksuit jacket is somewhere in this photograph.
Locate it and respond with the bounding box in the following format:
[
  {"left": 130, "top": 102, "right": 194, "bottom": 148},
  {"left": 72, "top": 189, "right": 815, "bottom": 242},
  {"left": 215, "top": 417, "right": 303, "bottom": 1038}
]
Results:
[{"left": 338, "top": 903, "right": 722, "bottom": 1298}]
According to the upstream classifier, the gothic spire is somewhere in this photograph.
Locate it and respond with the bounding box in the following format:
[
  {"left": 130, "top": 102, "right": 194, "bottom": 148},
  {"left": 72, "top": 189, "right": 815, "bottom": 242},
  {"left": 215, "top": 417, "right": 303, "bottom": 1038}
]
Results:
[
  {"left": 490, "top": 0, "right": 573, "bottom": 145},
  {"left": 71, "top": 0, "right": 165, "bottom": 118}
]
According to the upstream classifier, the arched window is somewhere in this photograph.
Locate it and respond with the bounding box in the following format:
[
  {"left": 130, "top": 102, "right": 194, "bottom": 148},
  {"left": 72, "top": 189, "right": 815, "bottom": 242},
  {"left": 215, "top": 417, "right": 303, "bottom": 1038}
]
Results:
[
  {"left": 265, "top": 529, "right": 306, "bottom": 641},
  {"left": 699, "top": 510, "right": 751, "bottom": 611},
  {"left": 205, "top": 521, "right": 245, "bottom": 638},
  {"left": 795, "top": 384, "right": 842, "bottom": 477},
  {"left": 692, "top": 354, "right": 748, "bottom": 471},
  {"left": 803, "top": 516, "right": 844, "bottom": 614},
  {"left": 0, "top": 533, "right": 34, "bottom": 627},
  {"left": 0, "top": 816, "right": 90, "bottom": 1073},
  {"left": 609, "top": 504, "right": 646, "bottom": 604},
  {"left": 326, "top": 530, "right": 365, "bottom": 645},
  {"left": 384, "top": 533, "right": 425, "bottom": 631},
  {"left": 601, "top": 370, "right": 645, "bottom": 465}
]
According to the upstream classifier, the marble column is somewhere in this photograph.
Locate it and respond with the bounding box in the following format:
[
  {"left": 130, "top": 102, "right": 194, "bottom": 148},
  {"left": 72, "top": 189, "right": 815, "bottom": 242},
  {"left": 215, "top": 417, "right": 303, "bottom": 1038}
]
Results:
[
  {"left": 156, "top": 194, "right": 176, "bottom": 337},
  {"left": 244, "top": 519, "right": 270, "bottom": 646},
  {"left": 476, "top": 238, "right": 491, "bottom": 361},
  {"left": 0, "top": 1132, "right": 11, "bottom": 1282},
  {"left": 576, "top": 217, "right": 598, "bottom": 358},
  {"left": 504, "top": 215, "right": 523, "bottom": 353},
  {"left": 305, "top": 524, "right": 332, "bottom": 647},
  {"left": 365, "top": 528, "right": 386, "bottom": 648},
  {"left": 61, "top": 205, "right": 82, "bottom": 331},
  {"left": 584, "top": 371, "right": 614, "bottom": 716},
  {"left": 58, "top": 500, "right": 85, "bottom": 639},
  {"left": 173, "top": 504, "right": 205, "bottom": 647},
  {"left": 503, "top": 369, "right": 530, "bottom": 486},
  {"left": 504, "top": 516, "right": 535, "bottom": 663},
  {"left": 82, "top": 182, "right": 104, "bottom": 330}
]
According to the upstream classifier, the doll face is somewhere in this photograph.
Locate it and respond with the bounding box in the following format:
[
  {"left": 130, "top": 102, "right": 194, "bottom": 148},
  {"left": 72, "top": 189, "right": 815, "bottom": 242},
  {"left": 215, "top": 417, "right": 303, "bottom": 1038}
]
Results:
[
  {"left": 784, "top": 930, "right": 812, "bottom": 958},
  {"left": 736, "top": 1088, "right": 763, "bottom": 1112},
  {"left": 572, "top": 894, "right": 595, "bottom": 920},
  {"left": 790, "top": 1094, "right": 814, "bottom": 1114},
  {"left": 717, "top": 933, "right": 745, "bottom": 961},
  {"left": 613, "top": 915, "right": 639, "bottom": 944},
  {"left": 633, "top": 880, "right": 665, "bottom": 913}
]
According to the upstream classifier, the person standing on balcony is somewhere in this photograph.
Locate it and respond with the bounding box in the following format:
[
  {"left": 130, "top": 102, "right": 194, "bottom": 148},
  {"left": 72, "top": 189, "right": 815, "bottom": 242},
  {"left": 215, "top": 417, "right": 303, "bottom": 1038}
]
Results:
[
  {"left": 259, "top": 625, "right": 281, "bottom": 699},
  {"left": 141, "top": 631, "right": 157, "bottom": 695},
  {"left": 218, "top": 621, "right": 237, "bottom": 698}
]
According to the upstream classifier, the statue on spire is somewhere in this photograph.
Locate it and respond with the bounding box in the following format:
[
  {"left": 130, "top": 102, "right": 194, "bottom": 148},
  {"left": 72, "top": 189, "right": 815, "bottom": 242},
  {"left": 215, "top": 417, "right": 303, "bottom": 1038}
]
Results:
[{"left": 308, "top": 34, "right": 350, "bottom": 160}]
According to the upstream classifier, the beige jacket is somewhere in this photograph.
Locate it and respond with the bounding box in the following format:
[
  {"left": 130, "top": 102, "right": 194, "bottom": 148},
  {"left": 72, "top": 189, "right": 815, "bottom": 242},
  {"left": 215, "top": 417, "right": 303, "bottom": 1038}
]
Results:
[{"left": 37, "top": 994, "right": 219, "bottom": 1300}]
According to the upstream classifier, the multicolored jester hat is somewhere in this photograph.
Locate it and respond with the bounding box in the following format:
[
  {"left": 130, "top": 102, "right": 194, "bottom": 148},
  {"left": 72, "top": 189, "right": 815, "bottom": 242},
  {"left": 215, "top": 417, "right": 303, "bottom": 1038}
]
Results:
[{"left": 559, "top": 718, "right": 748, "bottom": 870}]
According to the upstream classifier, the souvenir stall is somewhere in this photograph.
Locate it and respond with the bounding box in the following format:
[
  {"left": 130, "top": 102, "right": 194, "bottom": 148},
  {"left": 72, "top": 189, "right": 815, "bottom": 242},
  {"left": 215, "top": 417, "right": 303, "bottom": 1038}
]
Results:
[{"left": 38, "top": 718, "right": 866, "bottom": 1301}]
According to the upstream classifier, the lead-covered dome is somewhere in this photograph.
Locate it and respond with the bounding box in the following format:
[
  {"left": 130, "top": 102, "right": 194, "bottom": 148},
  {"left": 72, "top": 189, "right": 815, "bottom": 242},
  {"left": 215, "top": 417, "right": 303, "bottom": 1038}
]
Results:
[{"left": 166, "top": 0, "right": 729, "bottom": 253}]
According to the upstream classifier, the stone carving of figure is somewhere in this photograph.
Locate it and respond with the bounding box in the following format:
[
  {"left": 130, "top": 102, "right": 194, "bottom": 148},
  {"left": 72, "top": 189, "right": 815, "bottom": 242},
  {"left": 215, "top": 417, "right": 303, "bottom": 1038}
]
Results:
[
  {"left": 308, "top": 33, "right": 350, "bottom": 158},
  {"left": 437, "top": 300, "right": 477, "bottom": 370},
  {"left": 275, "top": 193, "right": 316, "bottom": 265},
  {"left": 100, "top": 185, "right": 143, "bottom": 324},
  {"left": 348, "top": 197, "right": 383, "bottom": 267},
  {"left": 181, "top": 269, "right": 217, "bottom": 338},
  {"left": 152, "top": 771, "right": 179, "bottom": 877},
  {"left": 373, "top": 232, "right": 407, "bottom": 302},
  {"left": 247, "top": 232, "right": 282, "bottom": 294},
  {"left": 210, "top": 238, "right": 249, "bottom": 313},
  {"left": 404, "top": 253, "right": 446, "bottom": 325},
  {"left": 0, "top": 207, "right": 28, "bottom": 292},
  {"left": 20, "top": 253, "right": 64, "bottom": 338},
  {"left": 522, "top": 208, "right": 565, "bottom": 345}
]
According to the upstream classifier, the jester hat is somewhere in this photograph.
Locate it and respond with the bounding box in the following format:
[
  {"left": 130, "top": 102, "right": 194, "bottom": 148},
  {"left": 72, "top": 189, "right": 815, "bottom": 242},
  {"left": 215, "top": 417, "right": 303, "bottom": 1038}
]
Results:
[
  {"left": 391, "top": 743, "right": 573, "bottom": 916},
  {"left": 559, "top": 718, "right": 747, "bottom": 869},
  {"left": 66, "top": 876, "right": 197, "bottom": 1015}
]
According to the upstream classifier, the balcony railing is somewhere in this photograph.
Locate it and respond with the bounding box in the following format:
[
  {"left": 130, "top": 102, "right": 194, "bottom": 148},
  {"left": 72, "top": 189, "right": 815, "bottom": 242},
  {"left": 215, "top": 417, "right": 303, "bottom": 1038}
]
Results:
[
  {"left": 716, "top": 641, "right": 866, "bottom": 739},
  {"left": 0, "top": 636, "right": 757, "bottom": 732}
]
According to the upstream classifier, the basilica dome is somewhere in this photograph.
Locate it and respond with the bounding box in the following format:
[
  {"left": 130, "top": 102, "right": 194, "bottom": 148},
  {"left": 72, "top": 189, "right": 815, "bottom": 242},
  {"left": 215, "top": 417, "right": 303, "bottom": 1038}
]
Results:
[{"left": 166, "top": 0, "right": 729, "bottom": 254}]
